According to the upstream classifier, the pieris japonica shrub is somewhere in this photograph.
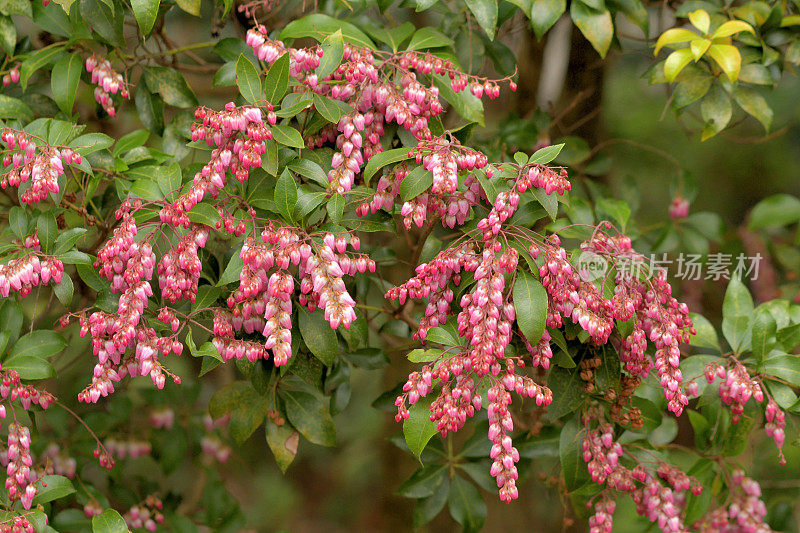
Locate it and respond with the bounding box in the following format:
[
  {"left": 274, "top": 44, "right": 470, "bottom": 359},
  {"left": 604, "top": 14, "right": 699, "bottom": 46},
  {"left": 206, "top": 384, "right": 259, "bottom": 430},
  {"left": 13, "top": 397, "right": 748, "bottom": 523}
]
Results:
[{"left": 0, "top": 0, "right": 798, "bottom": 531}]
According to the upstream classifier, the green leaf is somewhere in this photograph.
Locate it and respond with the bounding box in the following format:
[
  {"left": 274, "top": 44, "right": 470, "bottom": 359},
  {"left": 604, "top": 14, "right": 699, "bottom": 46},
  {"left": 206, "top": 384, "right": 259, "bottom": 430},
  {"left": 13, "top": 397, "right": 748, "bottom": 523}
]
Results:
[
  {"left": 264, "top": 53, "right": 290, "bottom": 105},
  {"left": 777, "top": 323, "right": 800, "bottom": 352},
  {"left": 157, "top": 163, "right": 182, "bottom": 200},
  {"left": 398, "top": 464, "right": 447, "bottom": 498},
  {"left": 403, "top": 396, "right": 438, "bottom": 460},
  {"left": 298, "top": 307, "right": 338, "bottom": 366},
  {"left": 34, "top": 475, "right": 75, "bottom": 504},
  {"left": 36, "top": 212, "right": 58, "bottom": 253},
  {"left": 187, "top": 203, "right": 221, "bottom": 227},
  {"left": 131, "top": 0, "right": 158, "bottom": 35},
  {"left": 721, "top": 277, "right": 753, "bottom": 353},
  {"left": 313, "top": 93, "right": 351, "bottom": 124},
  {"left": 596, "top": 198, "right": 631, "bottom": 230},
  {"left": 407, "top": 27, "right": 454, "bottom": 50},
  {"left": 0, "top": 15, "right": 15, "bottom": 55},
  {"left": 559, "top": 415, "right": 587, "bottom": 491},
  {"left": 135, "top": 84, "right": 165, "bottom": 134},
  {"left": 70, "top": 132, "right": 114, "bottom": 155},
  {"left": 363, "top": 21, "right": 415, "bottom": 52},
  {"left": 50, "top": 53, "right": 81, "bottom": 114},
  {"left": 176, "top": 0, "right": 200, "bottom": 16},
  {"left": 545, "top": 366, "right": 585, "bottom": 420},
  {"left": 280, "top": 13, "right": 375, "bottom": 49},
  {"left": 0, "top": 0, "right": 31, "bottom": 17},
  {"left": 363, "top": 148, "right": 410, "bottom": 185},
  {"left": 80, "top": 0, "right": 122, "bottom": 46},
  {"left": 762, "top": 355, "right": 800, "bottom": 385},
  {"left": 271, "top": 124, "right": 305, "bottom": 149},
  {"left": 700, "top": 85, "right": 732, "bottom": 140},
  {"left": 316, "top": 30, "right": 344, "bottom": 80},
  {"left": 432, "top": 74, "right": 484, "bottom": 125},
  {"left": 0, "top": 95, "right": 32, "bottom": 122},
  {"left": 4, "top": 355, "right": 55, "bottom": 380},
  {"left": 749, "top": 194, "right": 800, "bottom": 229},
  {"left": 689, "top": 313, "right": 720, "bottom": 350},
  {"left": 217, "top": 251, "right": 244, "bottom": 286},
  {"left": 143, "top": 67, "right": 198, "bottom": 108},
  {"left": 327, "top": 194, "right": 344, "bottom": 224},
  {"left": 54, "top": 275, "right": 74, "bottom": 306},
  {"left": 752, "top": 308, "right": 776, "bottom": 365},
  {"left": 53, "top": 228, "right": 87, "bottom": 255},
  {"left": 531, "top": 0, "right": 566, "bottom": 39},
  {"left": 8, "top": 330, "right": 66, "bottom": 360},
  {"left": 571, "top": 0, "right": 613, "bottom": 58},
  {"left": 399, "top": 166, "right": 432, "bottom": 201},
  {"left": 265, "top": 421, "right": 299, "bottom": 473},
  {"left": 20, "top": 45, "right": 65, "bottom": 90},
  {"left": 413, "top": 476, "right": 450, "bottom": 528},
  {"left": 9, "top": 206, "right": 27, "bottom": 239},
  {"left": 529, "top": 143, "right": 564, "bottom": 164},
  {"left": 192, "top": 285, "right": 221, "bottom": 312},
  {"left": 114, "top": 129, "right": 149, "bottom": 156},
  {"left": 273, "top": 169, "right": 298, "bottom": 223},
  {"left": 236, "top": 54, "right": 262, "bottom": 104},
  {"left": 281, "top": 387, "right": 336, "bottom": 446},
  {"left": 288, "top": 158, "right": 329, "bottom": 188},
  {"left": 607, "top": 0, "right": 648, "bottom": 35},
  {"left": 513, "top": 271, "right": 547, "bottom": 344},
  {"left": 447, "top": 476, "right": 486, "bottom": 533},
  {"left": 465, "top": 0, "right": 499, "bottom": 40},
  {"left": 92, "top": 509, "right": 127, "bottom": 533}
]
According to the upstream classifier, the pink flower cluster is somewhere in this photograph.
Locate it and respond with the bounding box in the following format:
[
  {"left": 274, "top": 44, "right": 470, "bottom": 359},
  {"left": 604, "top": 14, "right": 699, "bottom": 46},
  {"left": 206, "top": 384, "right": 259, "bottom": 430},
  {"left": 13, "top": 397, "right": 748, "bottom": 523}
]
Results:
[
  {"left": 328, "top": 113, "right": 365, "bottom": 193},
  {"left": 764, "top": 398, "right": 786, "bottom": 465},
  {"left": 124, "top": 495, "right": 165, "bottom": 532},
  {"left": 390, "top": 234, "right": 552, "bottom": 502},
  {"left": 705, "top": 361, "right": 764, "bottom": 423},
  {"left": 213, "top": 228, "right": 372, "bottom": 366},
  {"left": 162, "top": 103, "right": 274, "bottom": 224},
  {"left": 104, "top": 438, "right": 152, "bottom": 460},
  {"left": 201, "top": 435, "right": 232, "bottom": 463},
  {"left": 1, "top": 65, "right": 19, "bottom": 87},
  {"left": 0, "top": 368, "right": 55, "bottom": 410},
  {"left": 0, "top": 129, "right": 80, "bottom": 203},
  {"left": 698, "top": 470, "right": 770, "bottom": 532},
  {"left": 5, "top": 424, "right": 36, "bottom": 509},
  {"left": 80, "top": 206, "right": 184, "bottom": 402},
  {"left": 86, "top": 55, "right": 128, "bottom": 116},
  {"left": 0, "top": 252, "right": 63, "bottom": 298},
  {"left": 149, "top": 407, "right": 175, "bottom": 429},
  {"left": 669, "top": 195, "right": 690, "bottom": 220},
  {"left": 157, "top": 226, "right": 209, "bottom": 303},
  {"left": 581, "top": 418, "right": 698, "bottom": 532}
]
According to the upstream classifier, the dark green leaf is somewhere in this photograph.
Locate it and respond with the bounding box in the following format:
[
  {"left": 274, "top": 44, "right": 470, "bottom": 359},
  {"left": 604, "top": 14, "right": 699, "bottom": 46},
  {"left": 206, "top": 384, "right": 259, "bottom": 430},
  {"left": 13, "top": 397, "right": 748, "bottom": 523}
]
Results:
[
  {"left": 236, "top": 54, "right": 262, "bottom": 104},
  {"left": 273, "top": 169, "right": 298, "bottom": 223},
  {"left": 363, "top": 147, "right": 410, "bottom": 185},
  {"left": 316, "top": 30, "right": 344, "bottom": 80},
  {"left": 131, "top": 0, "right": 158, "bottom": 35},
  {"left": 403, "top": 396, "right": 438, "bottom": 460},
  {"left": 33, "top": 475, "right": 75, "bottom": 504},
  {"left": 281, "top": 387, "right": 336, "bottom": 446},
  {"left": 465, "top": 0, "right": 499, "bottom": 40},
  {"left": 264, "top": 53, "right": 290, "bottom": 105},
  {"left": 513, "top": 271, "right": 547, "bottom": 344},
  {"left": 447, "top": 476, "right": 486, "bottom": 533},
  {"left": 51, "top": 53, "right": 82, "bottom": 114},
  {"left": 298, "top": 307, "right": 338, "bottom": 366},
  {"left": 407, "top": 27, "right": 453, "bottom": 50},
  {"left": 399, "top": 166, "right": 432, "bottom": 201}
]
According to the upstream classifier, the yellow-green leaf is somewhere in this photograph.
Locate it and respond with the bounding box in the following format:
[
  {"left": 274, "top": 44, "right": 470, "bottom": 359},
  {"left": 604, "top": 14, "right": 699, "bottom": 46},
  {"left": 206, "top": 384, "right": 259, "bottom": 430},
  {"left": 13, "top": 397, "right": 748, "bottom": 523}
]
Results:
[
  {"left": 688, "top": 9, "right": 710, "bottom": 34},
  {"left": 706, "top": 43, "right": 741, "bottom": 82},
  {"left": 665, "top": 48, "right": 694, "bottom": 82},
  {"left": 690, "top": 38, "right": 711, "bottom": 60},
  {"left": 654, "top": 28, "right": 698, "bottom": 55},
  {"left": 711, "top": 20, "right": 755, "bottom": 39}
]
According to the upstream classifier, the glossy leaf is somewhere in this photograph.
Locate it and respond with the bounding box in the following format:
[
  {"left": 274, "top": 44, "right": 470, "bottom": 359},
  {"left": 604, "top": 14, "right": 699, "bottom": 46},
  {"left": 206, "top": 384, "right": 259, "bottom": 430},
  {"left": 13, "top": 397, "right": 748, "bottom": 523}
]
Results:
[
  {"left": 513, "top": 271, "right": 547, "bottom": 345},
  {"left": 236, "top": 54, "right": 262, "bottom": 104},
  {"left": 465, "top": 0, "right": 499, "bottom": 40},
  {"left": 51, "top": 53, "right": 81, "bottom": 114}
]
